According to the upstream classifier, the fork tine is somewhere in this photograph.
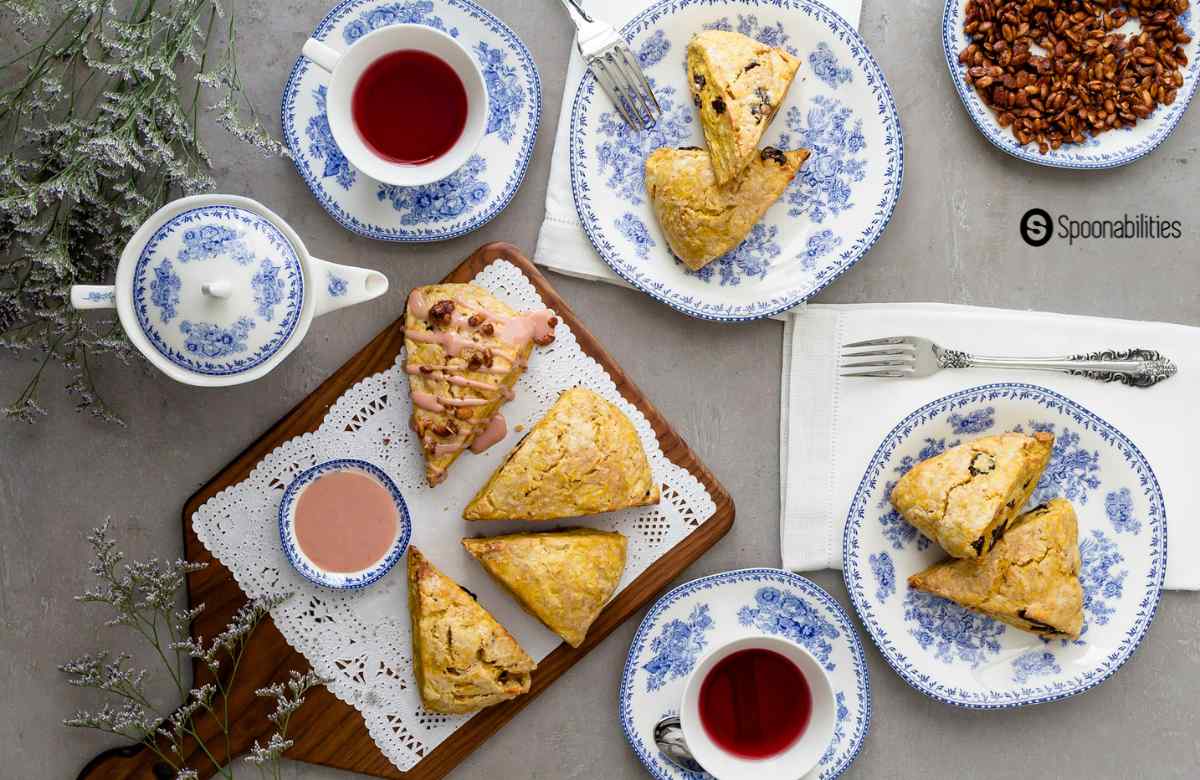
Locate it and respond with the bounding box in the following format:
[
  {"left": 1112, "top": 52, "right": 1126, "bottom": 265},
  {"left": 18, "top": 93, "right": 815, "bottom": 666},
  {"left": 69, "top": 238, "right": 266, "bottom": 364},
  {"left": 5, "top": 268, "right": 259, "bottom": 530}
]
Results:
[
  {"left": 602, "top": 50, "right": 650, "bottom": 128},
  {"left": 839, "top": 347, "right": 914, "bottom": 358},
  {"left": 842, "top": 336, "right": 909, "bottom": 349},
  {"left": 613, "top": 45, "right": 660, "bottom": 122},
  {"left": 840, "top": 359, "right": 915, "bottom": 369},
  {"left": 590, "top": 57, "right": 637, "bottom": 128},
  {"left": 840, "top": 368, "right": 916, "bottom": 378}
]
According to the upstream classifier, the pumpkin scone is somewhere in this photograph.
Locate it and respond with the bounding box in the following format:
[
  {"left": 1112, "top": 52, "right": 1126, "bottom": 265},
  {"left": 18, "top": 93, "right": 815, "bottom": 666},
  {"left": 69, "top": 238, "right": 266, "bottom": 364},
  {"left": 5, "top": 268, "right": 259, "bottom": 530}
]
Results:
[
  {"left": 686, "top": 29, "right": 801, "bottom": 184},
  {"left": 644, "top": 145, "right": 809, "bottom": 270},
  {"left": 908, "top": 499, "right": 1084, "bottom": 639},
  {"left": 463, "top": 387, "right": 659, "bottom": 521},
  {"left": 407, "top": 547, "right": 536, "bottom": 714},
  {"left": 463, "top": 529, "right": 628, "bottom": 647},
  {"left": 405, "top": 284, "right": 556, "bottom": 486},
  {"left": 890, "top": 431, "right": 1054, "bottom": 559}
]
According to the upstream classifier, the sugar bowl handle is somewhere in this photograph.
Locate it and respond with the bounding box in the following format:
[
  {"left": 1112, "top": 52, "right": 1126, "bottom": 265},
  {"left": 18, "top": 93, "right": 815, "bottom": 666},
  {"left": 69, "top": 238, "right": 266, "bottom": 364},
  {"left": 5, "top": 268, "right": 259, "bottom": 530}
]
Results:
[
  {"left": 302, "top": 38, "right": 342, "bottom": 74},
  {"left": 310, "top": 258, "right": 388, "bottom": 317},
  {"left": 71, "top": 285, "right": 116, "bottom": 310}
]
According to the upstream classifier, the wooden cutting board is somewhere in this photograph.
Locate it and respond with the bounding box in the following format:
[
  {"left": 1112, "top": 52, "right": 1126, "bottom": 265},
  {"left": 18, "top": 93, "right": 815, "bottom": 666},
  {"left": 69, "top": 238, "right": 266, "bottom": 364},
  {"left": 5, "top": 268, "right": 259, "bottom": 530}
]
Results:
[{"left": 78, "top": 243, "right": 735, "bottom": 779}]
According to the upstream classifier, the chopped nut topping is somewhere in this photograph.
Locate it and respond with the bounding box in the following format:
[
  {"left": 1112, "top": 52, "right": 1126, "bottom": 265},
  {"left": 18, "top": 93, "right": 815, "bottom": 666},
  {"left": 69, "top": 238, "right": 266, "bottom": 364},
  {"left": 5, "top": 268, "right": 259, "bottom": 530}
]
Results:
[
  {"left": 468, "top": 313, "right": 484, "bottom": 327},
  {"left": 481, "top": 322, "right": 495, "bottom": 336},
  {"left": 429, "top": 299, "right": 455, "bottom": 325}
]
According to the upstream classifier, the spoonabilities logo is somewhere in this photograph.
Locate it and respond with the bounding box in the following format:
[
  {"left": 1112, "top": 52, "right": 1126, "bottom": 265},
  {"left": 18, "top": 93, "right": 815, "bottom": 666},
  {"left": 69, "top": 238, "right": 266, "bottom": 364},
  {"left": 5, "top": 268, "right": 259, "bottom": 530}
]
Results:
[{"left": 1019, "top": 208, "right": 1053, "bottom": 247}]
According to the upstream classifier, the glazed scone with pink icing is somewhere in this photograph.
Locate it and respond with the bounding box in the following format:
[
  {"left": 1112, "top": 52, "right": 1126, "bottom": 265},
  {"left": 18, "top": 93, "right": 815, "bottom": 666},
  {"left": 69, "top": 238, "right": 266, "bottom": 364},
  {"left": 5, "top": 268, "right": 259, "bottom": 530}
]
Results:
[
  {"left": 463, "top": 388, "right": 659, "bottom": 521},
  {"left": 405, "top": 284, "right": 557, "bottom": 486}
]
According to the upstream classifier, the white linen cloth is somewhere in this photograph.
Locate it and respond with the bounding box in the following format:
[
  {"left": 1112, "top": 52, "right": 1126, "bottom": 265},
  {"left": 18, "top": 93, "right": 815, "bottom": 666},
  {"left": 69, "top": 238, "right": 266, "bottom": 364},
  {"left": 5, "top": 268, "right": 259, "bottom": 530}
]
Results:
[
  {"left": 780, "top": 302, "right": 1200, "bottom": 590},
  {"left": 534, "top": 0, "right": 863, "bottom": 286}
]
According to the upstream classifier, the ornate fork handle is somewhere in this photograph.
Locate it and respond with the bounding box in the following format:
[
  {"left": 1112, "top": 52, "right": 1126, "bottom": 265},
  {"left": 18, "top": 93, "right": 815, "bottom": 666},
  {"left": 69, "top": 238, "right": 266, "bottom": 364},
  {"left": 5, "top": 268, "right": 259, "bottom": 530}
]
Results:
[{"left": 935, "top": 347, "right": 1179, "bottom": 388}]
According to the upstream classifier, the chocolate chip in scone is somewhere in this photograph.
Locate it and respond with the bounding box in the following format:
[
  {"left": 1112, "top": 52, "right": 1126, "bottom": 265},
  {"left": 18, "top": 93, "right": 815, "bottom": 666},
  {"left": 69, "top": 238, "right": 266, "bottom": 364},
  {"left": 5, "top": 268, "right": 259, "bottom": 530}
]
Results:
[
  {"left": 991, "top": 520, "right": 1008, "bottom": 546},
  {"left": 1017, "top": 608, "right": 1064, "bottom": 635},
  {"left": 429, "top": 299, "right": 455, "bottom": 325},
  {"left": 743, "top": 61, "right": 760, "bottom": 73},
  {"left": 760, "top": 146, "right": 788, "bottom": 165},
  {"left": 968, "top": 452, "right": 996, "bottom": 476},
  {"left": 693, "top": 94, "right": 701, "bottom": 107},
  {"left": 971, "top": 535, "right": 986, "bottom": 556},
  {"left": 692, "top": 72, "right": 706, "bottom": 90},
  {"left": 677, "top": 145, "right": 703, "bottom": 151},
  {"left": 711, "top": 96, "right": 726, "bottom": 114}
]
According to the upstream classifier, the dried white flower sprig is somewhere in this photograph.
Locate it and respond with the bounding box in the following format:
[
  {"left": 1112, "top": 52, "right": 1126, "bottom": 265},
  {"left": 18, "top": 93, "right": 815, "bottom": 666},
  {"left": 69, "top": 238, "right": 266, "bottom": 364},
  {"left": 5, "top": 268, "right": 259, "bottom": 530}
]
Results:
[
  {"left": 62, "top": 520, "right": 326, "bottom": 778},
  {"left": 0, "top": 0, "right": 289, "bottom": 423}
]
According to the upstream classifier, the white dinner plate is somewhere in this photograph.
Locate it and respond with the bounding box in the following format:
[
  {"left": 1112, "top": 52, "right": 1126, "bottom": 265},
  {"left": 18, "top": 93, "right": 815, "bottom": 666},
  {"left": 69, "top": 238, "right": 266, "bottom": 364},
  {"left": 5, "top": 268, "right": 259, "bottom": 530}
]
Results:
[
  {"left": 569, "top": 0, "right": 903, "bottom": 321},
  {"left": 942, "top": 0, "right": 1199, "bottom": 168},
  {"left": 620, "top": 568, "right": 870, "bottom": 779},
  {"left": 843, "top": 383, "right": 1166, "bottom": 708}
]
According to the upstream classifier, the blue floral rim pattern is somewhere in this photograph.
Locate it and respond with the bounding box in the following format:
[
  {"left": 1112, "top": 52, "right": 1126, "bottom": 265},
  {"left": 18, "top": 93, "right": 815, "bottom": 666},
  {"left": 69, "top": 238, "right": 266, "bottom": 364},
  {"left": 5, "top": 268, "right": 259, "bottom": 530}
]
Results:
[
  {"left": 842, "top": 383, "right": 1167, "bottom": 709},
  {"left": 569, "top": 0, "right": 904, "bottom": 322},
  {"left": 278, "top": 459, "right": 412, "bottom": 590},
  {"left": 132, "top": 206, "right": 305, "bottom": 376},
  {"left": 619, "top": 568, "right": 871, "bottom": 779},
  {"left": 942, "top": 0, "right": 1199, "bottom": 169},
  {"left": 281, "top": 0, "right": 541, "bottom": 242}
]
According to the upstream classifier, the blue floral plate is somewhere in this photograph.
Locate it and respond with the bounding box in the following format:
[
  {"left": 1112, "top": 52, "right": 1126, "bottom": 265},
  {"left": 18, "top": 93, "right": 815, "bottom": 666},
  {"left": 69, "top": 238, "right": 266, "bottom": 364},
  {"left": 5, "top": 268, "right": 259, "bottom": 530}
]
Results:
[
  {"left": 620, "top": 569, "right": 870, "bottom": 779},
  {"left": 943, "top": 0, "right": 1199, "bottom": 169},
  {"left": 281, "top": 0, "right": 540, "bottom": 241},
  {"left": 569, "top": 0, "right": 902, "bottom": 321},
  {"left": 843, "top": 384, "right": 1166, "bottom": 708}
]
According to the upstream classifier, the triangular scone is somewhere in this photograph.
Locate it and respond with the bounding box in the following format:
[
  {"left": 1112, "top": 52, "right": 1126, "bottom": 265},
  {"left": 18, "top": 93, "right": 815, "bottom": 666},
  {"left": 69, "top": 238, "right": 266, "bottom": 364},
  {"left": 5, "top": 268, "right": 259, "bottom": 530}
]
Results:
[
  {"left": 464, "top": 387, "right": 659, "bottom": 521},
  {"left": 463, "top": 529, "right": 628, "bottom": 648},
  {"left": 644, "top": 146, "right": 808, "bottom": 270},
  {"left": 686, "top": 30, "right": 801, "bottom": 184},
  {"left": 407, "top": 547, "right": 536, "bottom": 714},
  {"left": 908, "top": 499, "right": 1084, "bottom": 639},
  {"left": 891, "top": 431, "right": 1054, "bottom": 560},
  {"left": 405, "top": 284, "right": 556, "bottom": 486}
]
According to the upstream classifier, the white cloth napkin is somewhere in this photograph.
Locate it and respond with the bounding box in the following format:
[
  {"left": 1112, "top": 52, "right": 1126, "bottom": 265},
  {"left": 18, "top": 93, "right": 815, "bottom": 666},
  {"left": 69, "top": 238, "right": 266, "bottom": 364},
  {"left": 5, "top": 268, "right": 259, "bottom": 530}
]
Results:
[
  {"left": 534, "top": 0, "right": 863, "bottom": 285},
  {"left": 780, "top": 302, "right": 1200, "bottom": 590}
]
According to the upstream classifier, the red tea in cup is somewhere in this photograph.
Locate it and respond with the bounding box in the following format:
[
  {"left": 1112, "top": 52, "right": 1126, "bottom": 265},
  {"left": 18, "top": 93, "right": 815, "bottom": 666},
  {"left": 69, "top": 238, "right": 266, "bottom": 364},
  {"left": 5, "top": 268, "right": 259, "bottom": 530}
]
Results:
[
  {"left": 351, "top": 49, "right": 468, "bottom": 165},
  {"left": 697, "top": 647, "right": 813, "bottom": 759}
]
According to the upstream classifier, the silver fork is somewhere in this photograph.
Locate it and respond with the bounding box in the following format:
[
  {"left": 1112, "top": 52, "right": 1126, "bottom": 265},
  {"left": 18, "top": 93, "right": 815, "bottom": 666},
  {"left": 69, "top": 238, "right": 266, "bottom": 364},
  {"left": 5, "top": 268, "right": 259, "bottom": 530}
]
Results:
[
  {"left": 557, "top": 0, "right": 661, "bottom": 129},
  {"left": 839, "top": 337, "right": 1178, "bottom": 388}
]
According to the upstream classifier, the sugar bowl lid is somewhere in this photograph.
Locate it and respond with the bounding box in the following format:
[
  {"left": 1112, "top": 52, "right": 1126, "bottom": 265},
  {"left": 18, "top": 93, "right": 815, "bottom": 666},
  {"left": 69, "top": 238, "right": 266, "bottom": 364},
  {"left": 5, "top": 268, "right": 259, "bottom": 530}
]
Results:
[{"left": 128, "top": 202, "right": 307, "bottom": 379}]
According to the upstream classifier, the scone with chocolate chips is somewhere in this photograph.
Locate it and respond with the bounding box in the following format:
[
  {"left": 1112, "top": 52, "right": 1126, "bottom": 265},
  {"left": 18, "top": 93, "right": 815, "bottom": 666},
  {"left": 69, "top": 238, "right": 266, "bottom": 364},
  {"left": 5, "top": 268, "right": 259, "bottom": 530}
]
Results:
[
  {"left": 407, "top": 547, "right": 536, "bottom": 714},
  {"left": 464, "top": 387, "right": 659, "bottom": 521},
  {"left": 686, "top": 30, "right": 801, "bottom": 184},
  {"left": 890, "top": 431, "right": 1054, "bottom": 559},
  {"left": 908, "top": 499, "right": 1084, "bottom": 639},
  {"left": 644, "top": 145, "right": 808, "bottom": 270}
]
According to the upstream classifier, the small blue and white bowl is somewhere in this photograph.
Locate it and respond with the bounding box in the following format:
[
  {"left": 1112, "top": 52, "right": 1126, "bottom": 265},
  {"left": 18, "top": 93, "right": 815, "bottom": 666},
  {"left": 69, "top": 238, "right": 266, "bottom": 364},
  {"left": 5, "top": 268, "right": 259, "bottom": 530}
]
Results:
[{"left": 278, "top": 458, "right": 411, "bottom": 589}]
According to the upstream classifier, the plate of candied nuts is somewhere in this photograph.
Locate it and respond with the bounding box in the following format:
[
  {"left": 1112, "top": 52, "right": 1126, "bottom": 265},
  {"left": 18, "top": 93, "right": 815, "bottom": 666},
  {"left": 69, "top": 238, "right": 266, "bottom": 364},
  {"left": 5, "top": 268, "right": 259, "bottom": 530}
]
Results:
[{"left": 943, "top": 0, "right": 1198, "bottom": 168}]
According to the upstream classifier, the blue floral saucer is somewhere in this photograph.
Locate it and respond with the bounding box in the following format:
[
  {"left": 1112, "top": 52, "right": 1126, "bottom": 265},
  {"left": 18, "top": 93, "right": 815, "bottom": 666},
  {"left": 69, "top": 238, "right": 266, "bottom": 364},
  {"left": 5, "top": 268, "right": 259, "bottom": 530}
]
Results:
[
  {"left": 281, "top": 0, "right": 540, "bottom": 241},
  {"left": 620, "top": 569, "right": 870, "bottom": 779},
  {"left": 943, "top": 0, "right": 1199, "bottom": 169},
  {"left": 843, "top": 384, "right": 1166, "bottom": 708},
  {"left": 569, "top": 0, "right": 902, "bottom": 321}
]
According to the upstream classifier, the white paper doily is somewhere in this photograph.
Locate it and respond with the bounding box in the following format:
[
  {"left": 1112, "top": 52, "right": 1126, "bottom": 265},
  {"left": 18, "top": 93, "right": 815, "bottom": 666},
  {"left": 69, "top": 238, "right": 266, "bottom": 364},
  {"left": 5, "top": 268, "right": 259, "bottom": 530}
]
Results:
[{"left": 192, "top": 259, "right": 717, "bottom": 771}]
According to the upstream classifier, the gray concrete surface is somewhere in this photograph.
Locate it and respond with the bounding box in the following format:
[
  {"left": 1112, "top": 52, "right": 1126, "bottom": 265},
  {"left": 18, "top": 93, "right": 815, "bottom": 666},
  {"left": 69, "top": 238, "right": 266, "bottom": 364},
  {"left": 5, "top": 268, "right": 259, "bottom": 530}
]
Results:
[{"left": 2, "top": 0, "right": 1199, "bottom": 777}]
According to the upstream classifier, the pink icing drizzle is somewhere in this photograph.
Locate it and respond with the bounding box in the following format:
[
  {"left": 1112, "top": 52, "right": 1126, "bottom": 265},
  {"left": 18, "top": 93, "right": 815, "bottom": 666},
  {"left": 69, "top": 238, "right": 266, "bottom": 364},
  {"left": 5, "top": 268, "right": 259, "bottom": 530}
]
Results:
[
  {"left": 404, "top": 327, "right": 476, "bottom": 357},
  {"left": 498, "top": 309, "right": 556, "bottom": 346},
  {"left": 470, "top": 414, "right": 508, "bottom": 454}
]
